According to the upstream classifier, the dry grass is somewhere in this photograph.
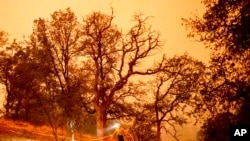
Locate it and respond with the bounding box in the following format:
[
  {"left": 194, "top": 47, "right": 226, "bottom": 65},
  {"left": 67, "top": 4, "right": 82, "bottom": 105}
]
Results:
[
  {"left": 0, "top": 118, "right": 127, "bottom": 141},
  {"left": 0, "top": 118, "right": 94, "bottom": 141}
]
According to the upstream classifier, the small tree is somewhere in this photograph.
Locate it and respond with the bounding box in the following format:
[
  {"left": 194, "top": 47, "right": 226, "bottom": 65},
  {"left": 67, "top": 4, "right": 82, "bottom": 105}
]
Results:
[{"left": 140, "top": 54, "right": 205, "bottom": 141}]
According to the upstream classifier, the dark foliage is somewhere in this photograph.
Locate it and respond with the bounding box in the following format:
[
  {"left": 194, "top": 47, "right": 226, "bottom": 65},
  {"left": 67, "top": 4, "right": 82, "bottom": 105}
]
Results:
[{"left": 184, "top": 0, "right": 250, "bottom": 140}]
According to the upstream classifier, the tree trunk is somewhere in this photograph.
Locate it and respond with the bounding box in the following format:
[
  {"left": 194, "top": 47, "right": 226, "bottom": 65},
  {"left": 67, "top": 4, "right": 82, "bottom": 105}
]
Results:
[
  {"left": 96, "top": 106, "right": 107, "bottom": 141},
  {"left": 13, "top": 97, "right": 22, "bottom": 120},
  {"left": 71, "top": 130, "right": 74, "bottom": 141},
  {"left": 5, "top": 83, "right": 11, "bottom": 117},
  {"left": 52, "top": 127, "right": 58, "bottom": 141},
  {"left": 156, "top": 121, "right": 161, "bottom": 141}
]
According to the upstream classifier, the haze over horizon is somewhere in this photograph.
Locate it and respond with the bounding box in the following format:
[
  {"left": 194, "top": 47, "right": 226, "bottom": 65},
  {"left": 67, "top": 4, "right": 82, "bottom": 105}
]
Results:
[{"left": 0, "top": 0, "right": 210, "bottom": 63}]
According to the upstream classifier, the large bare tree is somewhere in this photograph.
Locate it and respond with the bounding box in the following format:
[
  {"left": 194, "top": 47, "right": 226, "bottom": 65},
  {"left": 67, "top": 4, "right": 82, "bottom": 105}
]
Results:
[{"left": 81, "top": 10, "right": 164, "bottom": 139}]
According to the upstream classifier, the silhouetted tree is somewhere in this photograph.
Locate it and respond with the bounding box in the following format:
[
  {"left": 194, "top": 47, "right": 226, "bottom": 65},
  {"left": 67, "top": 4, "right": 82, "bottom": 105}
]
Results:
[
  {"left": 140, "top": 54, "right": 205, "bottom": 141},
  {"left": 183, "top": 0, "right": 250, "bottom": 55},
  {"left": 29, "top": 8, "right": 84, "bottom": 141},
  {"left": 0, "top": 31, "right": 13, "bottom": 117},
  {"left": 0, "top": 39, "right": 32, "bottom": 119},
  {"left": 80, "top": 10, "right": 164, "bottom": 140},
  {"left": 183, "top": 0, "right": 250, "bottom": 140},
  {"left": 156, "top": 55, "right": 205, "bottom": 141},
  {"left": 197, "top": 112, "right": 237, "bottom": 141}
]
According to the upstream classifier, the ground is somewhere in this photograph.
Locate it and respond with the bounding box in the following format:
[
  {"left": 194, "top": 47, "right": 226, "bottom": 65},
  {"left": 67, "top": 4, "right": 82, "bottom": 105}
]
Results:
[{"left": 0, "top": 118, "right": 93, "bottom": 141}]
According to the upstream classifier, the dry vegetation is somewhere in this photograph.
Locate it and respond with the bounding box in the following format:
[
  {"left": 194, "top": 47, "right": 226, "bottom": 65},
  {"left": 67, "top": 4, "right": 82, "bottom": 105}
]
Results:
[{"left": 0, "top": 118, "right": 95, "bottom": 141}]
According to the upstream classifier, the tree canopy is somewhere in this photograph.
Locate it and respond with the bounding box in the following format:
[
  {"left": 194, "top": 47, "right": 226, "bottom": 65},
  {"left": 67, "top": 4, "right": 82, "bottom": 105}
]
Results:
[
  {"left": 183, "top": 0, "right": 250, "bottom": 55},
  {"left": 183, "top": 0, "right": 250, "bottom": 140}
]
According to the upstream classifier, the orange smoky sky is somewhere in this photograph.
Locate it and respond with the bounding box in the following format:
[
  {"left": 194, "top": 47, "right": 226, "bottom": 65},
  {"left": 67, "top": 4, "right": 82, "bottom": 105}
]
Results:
[
  {"left": 0, "top": 0, "right": 210, "bottom": 63},
  {"left": 0, "top": 0, "right": 208, "bottom": 140}
]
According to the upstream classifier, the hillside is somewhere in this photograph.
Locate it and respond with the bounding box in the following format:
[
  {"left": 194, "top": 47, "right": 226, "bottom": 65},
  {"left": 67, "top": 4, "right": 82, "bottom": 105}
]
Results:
[{"left": 0, "top": 118, "right": 93, "bottom": 141}]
